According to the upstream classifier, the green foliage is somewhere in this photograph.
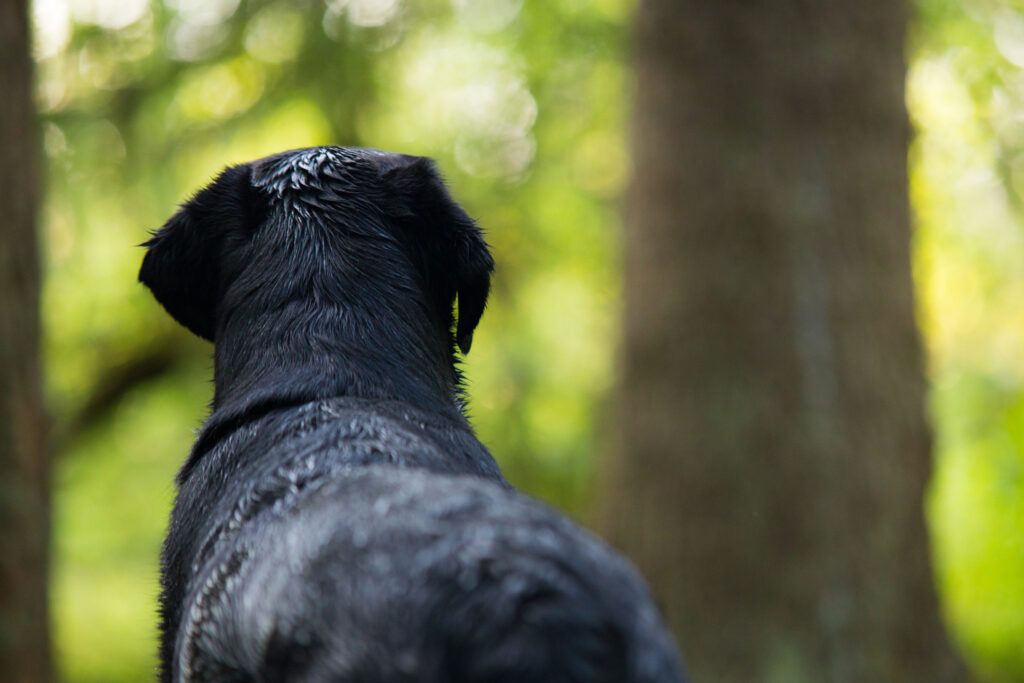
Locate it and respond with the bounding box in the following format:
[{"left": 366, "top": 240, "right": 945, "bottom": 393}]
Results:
[
  {"left": 54, "top": 364, "right": 209, "bottom": 682},
  {"left": 913, "top": 1, "right": 1024, "bottom": 679},
  {"left": 32, "top": 0, "right": 1024, "bottom": 680}
]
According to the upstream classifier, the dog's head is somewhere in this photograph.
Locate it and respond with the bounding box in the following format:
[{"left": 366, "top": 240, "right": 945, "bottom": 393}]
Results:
[{"left": 139, "top": 147, "right": 493, "bottom": 356}]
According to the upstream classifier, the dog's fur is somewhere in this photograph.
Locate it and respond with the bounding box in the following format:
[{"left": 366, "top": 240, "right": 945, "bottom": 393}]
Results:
[{"left": 140, "top": 146, "right": 685, "bottom": 683}]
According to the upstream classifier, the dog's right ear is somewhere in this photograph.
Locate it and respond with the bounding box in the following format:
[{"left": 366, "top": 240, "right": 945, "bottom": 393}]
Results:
[{"left": 139, "top": 164, "right": 262, "bottom": 341}]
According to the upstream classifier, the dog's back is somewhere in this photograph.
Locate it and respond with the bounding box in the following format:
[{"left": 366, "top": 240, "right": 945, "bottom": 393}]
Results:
[
  {"left": 140, "top": 147, "right": 685, "bottom": 682},
  {"left": 164, "top": 400, "right": 681, "bottom": 682}
]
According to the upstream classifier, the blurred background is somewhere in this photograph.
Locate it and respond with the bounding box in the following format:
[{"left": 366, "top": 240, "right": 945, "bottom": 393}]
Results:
[{"left": 3, "top": 0, "right": 1023, "bottom": 680}]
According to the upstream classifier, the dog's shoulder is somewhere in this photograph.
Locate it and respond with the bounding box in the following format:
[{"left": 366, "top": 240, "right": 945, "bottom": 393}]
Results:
[
  {"left": 175, "top": 397, "right": 506, "bottom": 545},
  {"left": 160, "top": 396, "right": 508, "bottom": 665}
]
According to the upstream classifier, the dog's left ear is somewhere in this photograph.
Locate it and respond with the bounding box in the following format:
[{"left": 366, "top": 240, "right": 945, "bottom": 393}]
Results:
[
  {"left": 139, "top": 164, "right": 262, "bottom": 341},
  {"left": 380, "top": 156, "right": 494, "bottom": 354}
]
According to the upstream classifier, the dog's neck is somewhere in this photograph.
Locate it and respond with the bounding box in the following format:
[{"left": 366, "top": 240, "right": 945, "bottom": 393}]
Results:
[
  {"left": 176, "top": 294, "right": 467, "bottom": 482},
  {"left": 209, "top": 290, "right": 463, "bottom": 425}
]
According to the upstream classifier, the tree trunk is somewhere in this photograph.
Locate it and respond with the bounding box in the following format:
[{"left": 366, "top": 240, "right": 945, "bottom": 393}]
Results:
[
  {"left": 0, "top": 1, "right": 52, "bottom": 681},
  {"left": 604, "top": 1, "right": 966, "bottom": 681}
]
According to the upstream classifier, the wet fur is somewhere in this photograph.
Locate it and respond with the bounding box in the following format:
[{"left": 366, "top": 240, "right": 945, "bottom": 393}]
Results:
[{"left": 139, "top": 147, "right": 685, "bottom": 682}]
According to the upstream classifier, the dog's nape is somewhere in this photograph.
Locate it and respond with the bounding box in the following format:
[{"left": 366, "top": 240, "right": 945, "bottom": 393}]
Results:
[{"left": 138, "top": 147, "right": 494, "bottom": 356}]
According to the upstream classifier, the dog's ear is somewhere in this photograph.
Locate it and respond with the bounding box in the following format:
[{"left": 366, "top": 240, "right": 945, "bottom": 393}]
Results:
[
  {"left": 451, "top": 217, "right": 493, "bottom": 354},
  {"left": 139, "top": 164, "right": 262, "bottom": 341},
  {"left": 380, "top": 156, "right": 494, "bottom": 354}
]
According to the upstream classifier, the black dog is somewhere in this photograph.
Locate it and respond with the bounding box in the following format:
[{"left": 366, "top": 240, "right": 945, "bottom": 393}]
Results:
[{"left": 140, "top": 146, "right": 685, "bottom": 683}]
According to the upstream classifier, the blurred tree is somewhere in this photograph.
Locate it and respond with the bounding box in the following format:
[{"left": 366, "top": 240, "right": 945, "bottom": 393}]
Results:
[
  {"left": 0, "top": 0, "right": 52, "bottom": 681},
  {"left": 604, "top": 0, "right": 967, "bottom": 681}
]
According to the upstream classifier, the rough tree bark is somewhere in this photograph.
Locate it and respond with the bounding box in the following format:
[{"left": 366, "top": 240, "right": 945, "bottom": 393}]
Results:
[
  {"left": 0, "top": 0, "right": 52, "bottom": 681},
  {"left": 603, "top": 1, "right": 967, "bottom": 681}
]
